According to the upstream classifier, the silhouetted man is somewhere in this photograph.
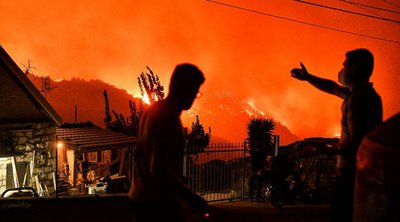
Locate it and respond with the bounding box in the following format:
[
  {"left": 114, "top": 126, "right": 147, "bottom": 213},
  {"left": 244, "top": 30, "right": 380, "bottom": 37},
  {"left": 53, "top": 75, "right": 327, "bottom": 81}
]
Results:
[
  {"left": 129, "top": 64, "right": 207, "bottom": 222},
  {"left": 291, "top": 49, "right": 382, "bottom": 222},
  {"left": 271, "top": 147, "right": 293, "bottom": 195},
  {"left": 248, "top": 146, "right": 266, "bottom": 202}
]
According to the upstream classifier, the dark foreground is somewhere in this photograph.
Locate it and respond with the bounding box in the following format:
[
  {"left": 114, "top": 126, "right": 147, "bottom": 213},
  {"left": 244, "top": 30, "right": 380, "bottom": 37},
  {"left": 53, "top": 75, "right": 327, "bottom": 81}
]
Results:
[
  {"left": 208, "top": 200, "right": 330, "bottom": 222},
  {"left": 0, "top": 195, "right": 330, "bottom": 222}
]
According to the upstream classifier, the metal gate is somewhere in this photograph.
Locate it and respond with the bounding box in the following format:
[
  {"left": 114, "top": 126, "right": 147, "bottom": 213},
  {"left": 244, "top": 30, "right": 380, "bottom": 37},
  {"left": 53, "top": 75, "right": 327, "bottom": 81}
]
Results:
[{"left": 184, "top": 142, "right": 247, "bottom": 202}]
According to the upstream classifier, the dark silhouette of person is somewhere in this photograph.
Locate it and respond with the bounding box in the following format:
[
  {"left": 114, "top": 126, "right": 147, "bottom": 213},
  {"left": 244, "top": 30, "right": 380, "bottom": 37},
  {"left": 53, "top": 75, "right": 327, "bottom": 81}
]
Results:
[
  {"left": 353, "top": 112, "right": 400, "bottom": 222},
  {"left": 291, "top": 48, "right": 383, "bottom": 222},
  {"left": 271, "top": 147, "right": 293, "bottom": 195},
  {"left": 248, "top": 145, "right": 266, "bottom": 202},
  {"left": 129, "top": 63, "right": 208, "bottom": 222}
]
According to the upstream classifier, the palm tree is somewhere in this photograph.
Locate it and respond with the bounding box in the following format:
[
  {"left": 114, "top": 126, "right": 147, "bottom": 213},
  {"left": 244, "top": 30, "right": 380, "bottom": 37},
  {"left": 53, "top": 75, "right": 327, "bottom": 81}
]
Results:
[{"left": 246, "top": 118, "right": 276, "bottom": 155}]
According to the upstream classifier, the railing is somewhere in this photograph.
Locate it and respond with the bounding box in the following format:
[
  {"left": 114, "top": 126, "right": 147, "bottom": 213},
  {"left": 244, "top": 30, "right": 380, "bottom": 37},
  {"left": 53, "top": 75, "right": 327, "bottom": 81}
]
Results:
[{"left": 184, "top": 142, "right": 248, "bottom": 202}]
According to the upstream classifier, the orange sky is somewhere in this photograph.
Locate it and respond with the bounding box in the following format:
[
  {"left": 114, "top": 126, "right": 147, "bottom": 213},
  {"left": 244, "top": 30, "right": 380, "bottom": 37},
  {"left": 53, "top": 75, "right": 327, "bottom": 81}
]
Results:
[{"left": 1, "top": 0, "right": 399, "bottom": 139}]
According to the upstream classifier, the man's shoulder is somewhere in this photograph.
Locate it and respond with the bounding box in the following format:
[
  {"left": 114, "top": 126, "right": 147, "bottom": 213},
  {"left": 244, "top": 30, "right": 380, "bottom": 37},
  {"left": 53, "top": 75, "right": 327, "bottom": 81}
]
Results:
[
  {"left": 349, "top": 86, "right": 381, "bottom": 104},
  {"left": 142, "top": 102, "right": 179, "bottom": 126},
  {"left": 143, "top": 101, "right": 170, "bottom": 117},
  {"left": 346, "top": 86, "right": 382, "bottom": 114},
  {"left": 353, "top": 83, "right": 380, "bottom": 96}
]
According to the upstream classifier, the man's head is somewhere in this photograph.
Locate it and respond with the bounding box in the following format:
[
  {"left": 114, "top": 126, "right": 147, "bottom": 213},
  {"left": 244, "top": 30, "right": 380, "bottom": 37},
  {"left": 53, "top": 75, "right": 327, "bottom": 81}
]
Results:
[
  {"left": 338, "top": 48, "right": 374, "bottom": 87},
  {"left": 168, "top": 63, "right": 205, "bottom": 110}
]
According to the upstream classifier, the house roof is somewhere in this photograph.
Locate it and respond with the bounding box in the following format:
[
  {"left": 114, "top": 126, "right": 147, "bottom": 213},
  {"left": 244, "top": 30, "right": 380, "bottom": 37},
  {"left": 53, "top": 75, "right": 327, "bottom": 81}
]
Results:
[
  {"left": 0, "top": 45, "right": 62, "bottom": 126},
  {"left": 56, "top": 122, "right": 136, "bottom": 153}
]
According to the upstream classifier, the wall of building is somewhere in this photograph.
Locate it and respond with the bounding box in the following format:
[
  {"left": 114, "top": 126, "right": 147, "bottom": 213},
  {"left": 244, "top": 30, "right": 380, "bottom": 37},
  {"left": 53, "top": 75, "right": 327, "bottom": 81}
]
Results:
[{"left": 0, "top": 123, "right": 57, "bottom": 197}]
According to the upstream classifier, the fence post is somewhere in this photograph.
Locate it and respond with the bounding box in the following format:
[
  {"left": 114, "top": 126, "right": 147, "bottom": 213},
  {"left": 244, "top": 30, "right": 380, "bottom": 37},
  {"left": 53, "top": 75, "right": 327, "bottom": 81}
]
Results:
[
  {"left": 183, "top": 146, "right": 188, "bottom": 180},
  {"left": 130, "top": 146, "right": 136, "bottom": 184},
  {"left": 242, "top": 141, "right": 247, "bottom": 199},
  {"left": 274, "top": 135, "right": 280, "bottom": 157}
]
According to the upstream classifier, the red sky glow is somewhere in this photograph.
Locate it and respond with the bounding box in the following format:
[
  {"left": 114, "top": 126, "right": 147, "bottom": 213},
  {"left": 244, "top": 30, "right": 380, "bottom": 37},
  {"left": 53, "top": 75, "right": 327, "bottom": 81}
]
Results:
[{"left": 1, "top": 0, "right": 399, "bottom": 140}]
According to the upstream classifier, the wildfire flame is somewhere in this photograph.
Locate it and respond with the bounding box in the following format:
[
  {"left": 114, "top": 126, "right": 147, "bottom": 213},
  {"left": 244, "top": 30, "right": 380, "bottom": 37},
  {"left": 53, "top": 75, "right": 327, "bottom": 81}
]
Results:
[
  {"left": 128, "top": 90, "right": 151, "bottom": 105},
  {"left": 244, "top": 99, "right": 265, "bottom": 117},
  {"left": 141, "top": 94, "right": 151, "bottom": 105}
]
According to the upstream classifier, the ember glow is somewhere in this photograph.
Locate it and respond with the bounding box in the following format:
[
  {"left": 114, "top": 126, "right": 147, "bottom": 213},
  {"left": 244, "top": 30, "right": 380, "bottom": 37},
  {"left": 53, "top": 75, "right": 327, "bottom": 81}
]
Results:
[
  {"left": 245, "top": 99, "right": 265, "bottom": 117},
  {"left": 1, "top": 0, "right": 399, "bottom": 140},
  {"left": 140, "top": 94, "right": 151, "bottom": 105},
  {"left": 128, "top": 90, "right": 151, "bottom": 105}
]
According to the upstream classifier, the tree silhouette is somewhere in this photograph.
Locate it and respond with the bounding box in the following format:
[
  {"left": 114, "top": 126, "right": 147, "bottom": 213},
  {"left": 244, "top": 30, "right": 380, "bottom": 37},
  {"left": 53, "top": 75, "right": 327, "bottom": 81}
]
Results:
[
  {"left": 103, "top": 67, "right": 210, "bottom": 142},
  {"left": 185, "top": 115, "right": 211, "bottom": 154},
  {"left": 246, "top": 118, "right": 276, "bottom": 155},
  {"left": 128, "top": 99, "right": 144, "bottom": 136},
  {"left": 103, "top": 89, "right": 128, "bottom": 133},
  {"left": 103, "top": 90, "right": 112, "bottom": 127},
  {"left": 138, "top": 66, "right": 165, "bottom": 104},
  {"left": 103, "top": 66, "right": 164, "bottom": 136}
]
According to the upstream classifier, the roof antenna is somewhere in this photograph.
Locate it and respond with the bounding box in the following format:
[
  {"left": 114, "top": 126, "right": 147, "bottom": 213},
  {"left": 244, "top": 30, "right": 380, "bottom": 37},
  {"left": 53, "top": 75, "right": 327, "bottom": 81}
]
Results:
[{"left": 74, "top": 105, "right": 78, "bottom": 123}]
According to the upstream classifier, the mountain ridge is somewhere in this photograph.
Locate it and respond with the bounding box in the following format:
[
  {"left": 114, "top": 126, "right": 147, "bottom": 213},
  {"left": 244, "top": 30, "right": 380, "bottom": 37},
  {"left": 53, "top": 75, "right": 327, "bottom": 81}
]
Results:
[{"left": 29, "top": 76, "right": 299, "bottom": 145}]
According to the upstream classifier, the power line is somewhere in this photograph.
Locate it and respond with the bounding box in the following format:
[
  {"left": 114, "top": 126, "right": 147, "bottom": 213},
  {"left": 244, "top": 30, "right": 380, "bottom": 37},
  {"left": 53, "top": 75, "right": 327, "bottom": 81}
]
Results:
[
  {"left": 293, "top": 0, "right": 400, "bottom": 24},
  {"left": 205, "top": 0, "right": 400, "bottom": 44},
  {"left": 339, "top": 0, "right": 400, "bottom": 14},
  {"left": 383, "top": 0, "right": 400, "bottom": 9},
  {"left": 339, "top": 0, "right": 386, "bottom": 19}
]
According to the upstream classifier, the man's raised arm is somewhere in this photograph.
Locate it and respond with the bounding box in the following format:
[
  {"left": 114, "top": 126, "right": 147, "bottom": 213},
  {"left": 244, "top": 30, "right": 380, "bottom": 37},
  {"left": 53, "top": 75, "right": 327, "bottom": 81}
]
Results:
[{"left": 291, "top": 63, "right": 349, "bottom": 99}]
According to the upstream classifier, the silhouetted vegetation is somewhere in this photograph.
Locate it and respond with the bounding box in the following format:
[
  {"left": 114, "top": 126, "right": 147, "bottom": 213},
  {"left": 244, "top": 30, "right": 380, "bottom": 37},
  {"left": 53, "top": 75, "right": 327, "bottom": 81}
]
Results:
[
  {"left": 185, "top": 115, "right": 211, "bottom": 154},
  {"left": 138, "top": 66, "right": 165, "bottom": 104},
  {"left": 128, "top": 99, "right": 144, "bottom": 136},
  {"left": 103, "top": 90, "right": 130, "bottom": 134},
  {"left": 103, "top": 90, "right": 112, "bottom": 126},
  {"left": 281, "top": 137, "right": 339, "bottom": 202},
  {"left": 246, "top": 118, "right": 276, "bottom": 156},
  {"left": 104, "top": 67, "right": 214, "bottom": 143},
  {"left": 103, "top": 67, "right": 165, "bottom": 136}
]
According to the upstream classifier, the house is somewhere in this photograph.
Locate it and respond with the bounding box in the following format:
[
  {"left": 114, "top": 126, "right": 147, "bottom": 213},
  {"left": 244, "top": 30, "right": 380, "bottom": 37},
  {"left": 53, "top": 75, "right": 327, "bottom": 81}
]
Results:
[
  {"left": 0, "top": 45, "right": 62, "bottom": 197},
  {"left": 56, "top": 122, "right": 135, "bottom": 193}
]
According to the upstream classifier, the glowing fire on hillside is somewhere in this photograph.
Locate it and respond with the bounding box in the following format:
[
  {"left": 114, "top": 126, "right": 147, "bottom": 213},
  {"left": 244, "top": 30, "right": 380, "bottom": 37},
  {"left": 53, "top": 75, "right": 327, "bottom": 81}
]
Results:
[
  {"left": 244, "top": 99, "right": 265, "bottom": 117},
  {"left": 127, "top": 90, "right": 151, "bottom": 105}
]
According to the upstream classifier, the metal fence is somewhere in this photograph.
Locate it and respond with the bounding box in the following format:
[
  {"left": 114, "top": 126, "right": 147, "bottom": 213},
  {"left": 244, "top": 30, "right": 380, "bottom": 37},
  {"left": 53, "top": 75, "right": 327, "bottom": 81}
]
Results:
[{"left": 184, "top": 142, "right": 248, "bottom": 202}]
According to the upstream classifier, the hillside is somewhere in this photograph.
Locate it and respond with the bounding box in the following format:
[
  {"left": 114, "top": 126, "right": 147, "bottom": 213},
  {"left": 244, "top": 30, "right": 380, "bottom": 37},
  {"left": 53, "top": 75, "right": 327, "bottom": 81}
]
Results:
[
  {"left": 30, "top": 76, "right": 299, "bottom": 145},
  {"left": 30, "top": 77, "right": 139, "bottom": 127}
]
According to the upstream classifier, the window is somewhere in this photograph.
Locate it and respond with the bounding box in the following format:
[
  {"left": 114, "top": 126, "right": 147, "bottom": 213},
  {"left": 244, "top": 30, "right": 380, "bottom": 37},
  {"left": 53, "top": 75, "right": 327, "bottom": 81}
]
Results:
[
  {"left": 87, "top": 152, "right": 98, "bottom": 162},
  {"left": 101, "top": 150, "right": 111, "bottom": 163}
]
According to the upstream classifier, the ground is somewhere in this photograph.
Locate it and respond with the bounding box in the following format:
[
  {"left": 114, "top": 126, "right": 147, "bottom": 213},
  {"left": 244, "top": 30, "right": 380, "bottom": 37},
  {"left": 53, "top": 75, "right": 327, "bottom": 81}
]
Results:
[
  {"left": 206, "top": 199, "right": 330, "bottom": 222},
  {"left": 0, "top": 196, "right": 330, "bottom": 222}
]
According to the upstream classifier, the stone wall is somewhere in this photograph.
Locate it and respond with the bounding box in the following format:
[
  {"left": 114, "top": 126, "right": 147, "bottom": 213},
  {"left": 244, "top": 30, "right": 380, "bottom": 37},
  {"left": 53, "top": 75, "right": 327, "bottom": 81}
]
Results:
[
  {"left": 0, "top": 158, "right": 10, "bottom": 194},
  {"left": 0, "top": 123, "right": 57, "bottom": 197}
]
